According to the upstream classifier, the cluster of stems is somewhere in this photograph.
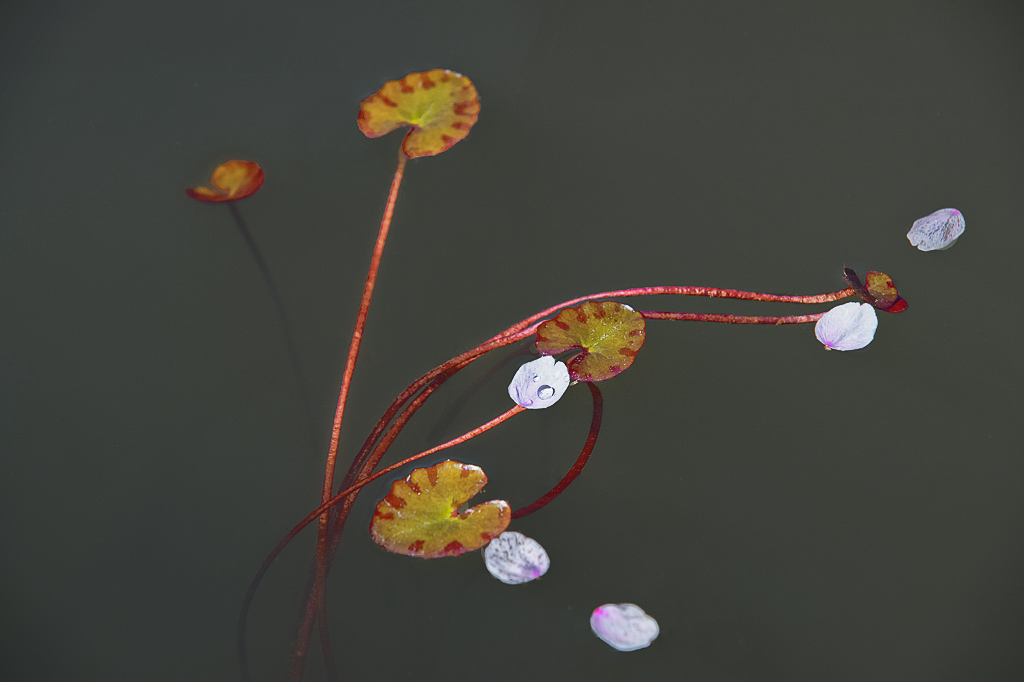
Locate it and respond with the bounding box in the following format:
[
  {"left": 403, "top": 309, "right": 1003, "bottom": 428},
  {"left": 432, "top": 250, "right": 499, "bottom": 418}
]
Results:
[{"left": 237, "top": 148, "right": 857, "bottom": 682}]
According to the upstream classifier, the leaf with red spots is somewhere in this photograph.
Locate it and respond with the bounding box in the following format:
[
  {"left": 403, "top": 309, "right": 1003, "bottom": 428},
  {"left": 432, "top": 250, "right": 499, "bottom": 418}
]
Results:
[
  {"left": 357, "top": 69, "right": 480, "bottom": 159},
  {"left": 842, "top": 267, "right": 908, "bottom": 313},
  {"left": 370, "top": 460, "right": 510, "bottom": 559},
  {"left": 186, "top": 160, "right": 264, "bottom": 202},
  {"left": 534, "top": 301, "right": 646, "bottom": 382}
]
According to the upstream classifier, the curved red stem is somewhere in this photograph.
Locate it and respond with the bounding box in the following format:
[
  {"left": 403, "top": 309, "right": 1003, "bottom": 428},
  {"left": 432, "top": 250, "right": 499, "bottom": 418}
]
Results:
[
  {"left": 254, "top": 281, "right": 853, "bottom": 681},
  {"left": 512, "top": 382, "right": 604, "bottom": 519}
]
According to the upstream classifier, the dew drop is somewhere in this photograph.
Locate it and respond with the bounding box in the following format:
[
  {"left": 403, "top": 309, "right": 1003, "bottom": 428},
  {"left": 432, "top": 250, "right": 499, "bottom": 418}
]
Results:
[{"left": 537, "top": 385, "right": 555, "bottom": 399}]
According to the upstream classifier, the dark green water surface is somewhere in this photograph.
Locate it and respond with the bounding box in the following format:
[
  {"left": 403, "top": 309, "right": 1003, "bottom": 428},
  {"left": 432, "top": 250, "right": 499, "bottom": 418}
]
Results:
[{"left": 2, "top": 1, "right": 1022, "bottom": 680}]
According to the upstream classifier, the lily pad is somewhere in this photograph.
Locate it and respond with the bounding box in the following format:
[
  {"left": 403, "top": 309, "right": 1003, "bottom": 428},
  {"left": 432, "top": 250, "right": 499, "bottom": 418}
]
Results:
[
  {"left": 370, "top": 459, "right": 510, "bottom": 559},
  {"left": 535, "top": 301, "right": 646, "bottom": 382},
  {"left": 186, "top": 159, "right": 264, "bottom": 202},
  {"left": 842, "top": 267, "right": 908, "bottom": 313},
  {"left": 357, "top": 69, "right": 480, "bottom": 159}
]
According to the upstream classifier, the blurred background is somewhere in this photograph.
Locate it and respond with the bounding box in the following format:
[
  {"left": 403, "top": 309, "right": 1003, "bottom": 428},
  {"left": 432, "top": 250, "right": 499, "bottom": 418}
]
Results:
[{"left": 2, "top": 1, "right": 1022, "bottom": 680}]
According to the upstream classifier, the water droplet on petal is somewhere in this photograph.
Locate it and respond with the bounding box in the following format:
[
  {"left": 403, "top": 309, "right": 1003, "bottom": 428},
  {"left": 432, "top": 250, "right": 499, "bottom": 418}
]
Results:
[
  {"left": 483, "top": 531, "right": 550, "bottom": 584},
  {"left": 508, "top": 357, "right": 571, "bottom": 409},
  {"left": 907, "top": 207, "right": 965, "bottom": 251},
  {"left": 590, "top": 603, "right": 659, "bottom": 651}
]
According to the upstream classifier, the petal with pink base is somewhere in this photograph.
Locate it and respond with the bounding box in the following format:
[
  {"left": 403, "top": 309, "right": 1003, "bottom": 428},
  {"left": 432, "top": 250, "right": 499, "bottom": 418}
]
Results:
[
  {"left": 483, "top": 531, "right": 550, "bottom": 584},
  {"left": 907, "top": 208, "right": 965, "bottom": 251},
  {"left": 590, "top": 603, "right": 659, "bottom": 651}
]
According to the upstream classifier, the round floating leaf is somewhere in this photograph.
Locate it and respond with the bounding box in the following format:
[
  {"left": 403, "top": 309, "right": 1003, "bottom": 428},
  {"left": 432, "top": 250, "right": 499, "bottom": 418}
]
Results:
[
  {"left": 484, "top": 531, "right": 550, "bottom": 584},
  {"left": 814, "top": 302, "right": 878, "bottom": 351},
  {"left": 908, "top": 208, "right": 965, "bottom": 251},
  {"left": 590, "top": 603, "right": 660, "bottom": 652},
  {"left": 508, "top": 356, "right": 571, "bottom": 409},
  {"left": 186, "top": 160, "right": 264, "bottom": 202},
  {"left": 842, "top": 267, "right": 908, "bottom": 313},
  {"left": 357, "top": 69, "right": 480, "bottom": 159},
  {"left": 370, "top": 459, "right": 510, "bottom": 559},
  {"left": 535, "top": 301, "right": 646, "bottom": 382}
]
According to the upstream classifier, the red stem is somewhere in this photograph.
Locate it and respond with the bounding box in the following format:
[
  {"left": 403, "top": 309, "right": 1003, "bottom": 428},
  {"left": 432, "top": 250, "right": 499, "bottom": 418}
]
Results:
[
  {"left": 335, "top": 286, "right": 854, "bottom": 498},
  {"left": 300, "top": 149, "right": 406, "bottom": 682},
  {"left": 268, "top": 282, "right": 854, "bottom": 681},
  {"left": 512, "top": 382, "right": 604, "bottom": 519},
  {"left": 639, "top": 311, "right": 825, "bottom": 324}
]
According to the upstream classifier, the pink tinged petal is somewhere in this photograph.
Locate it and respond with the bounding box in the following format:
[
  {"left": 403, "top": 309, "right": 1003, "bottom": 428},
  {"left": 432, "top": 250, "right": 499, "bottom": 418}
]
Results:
[
  {"left": 483, "top": 531, "right": 550, "bottom": 584},
  {"left": 508, "top": 356, "right": 571, "bottom": 409},
  {"left": 907, "top": 208, "right": 965, "bottom": 251},
  {"left": 814, "top": 302, "right": 878, "bottom": 351},
  {"left": 590, "top": 603, "right": 659, "bottom": 652}
]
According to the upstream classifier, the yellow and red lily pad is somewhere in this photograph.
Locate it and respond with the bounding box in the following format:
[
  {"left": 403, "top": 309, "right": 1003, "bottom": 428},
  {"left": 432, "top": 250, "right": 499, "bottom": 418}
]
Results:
[
  {"left": 535, "top": 301, "right": 646, "bottom": 382},
  {"left": 186, "top": 160, "right": 264, "bottom": 203},
  {"left": 357, "top": 69, "right": 480, "bottom": 159},
  {"left": 370, "top": 460, "right": 510, "bottom": 559},
  {"left": 842, "top": 267, "right": 908, "bottom": 313}
]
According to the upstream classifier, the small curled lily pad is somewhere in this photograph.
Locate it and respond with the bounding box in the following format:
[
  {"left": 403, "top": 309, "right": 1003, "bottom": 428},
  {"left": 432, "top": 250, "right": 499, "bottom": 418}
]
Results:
[
  {"left": 483, "top": 531, "right": 550, "bottom": 584},
  {"left": 815, "top": 302, "right": 878, "bottom": 351},
  {"left": 186, "top": 160, "right": 264, "bottom": 202},
  {"left": 370, "top": 460, "right": 510, "bottom": 559},
  {"left": 842, "top": 267, "right": 908, "bottom": 313},
  {"left": 590, "top": 603, "right": 660, "bottom": 652},
  {"left": 535, "top": 301, "right": 646, "bottom": 382},
  {"left": 357, "top": 69, "right": 480, "bottom": 159},
  {"left": 508, "top": 356, "right": 571, "bottom": 409},
  {"left": 908, "top": 208, "right": 964, "bottom": 251}
]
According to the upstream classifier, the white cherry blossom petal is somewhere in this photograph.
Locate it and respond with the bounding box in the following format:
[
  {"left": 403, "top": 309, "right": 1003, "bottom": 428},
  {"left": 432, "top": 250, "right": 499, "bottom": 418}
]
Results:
[
  {"left": 590, "top": 603, "right": 659, "bottom": 651},
  {"left": 483, "top": 531, "right": 550, "bottom": 584},
  {"left": 907, "top": 208, "right": 965, "bottom": 251},
  {"left": 815, "top": 302, "right": 878, "bottom": 351},
  {"left": 508, "top": 356, "right": 570, "bottom": 409}
]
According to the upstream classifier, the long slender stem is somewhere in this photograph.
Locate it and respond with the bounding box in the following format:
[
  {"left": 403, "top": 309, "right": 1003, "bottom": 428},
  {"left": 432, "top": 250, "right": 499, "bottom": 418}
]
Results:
[
  {"left": 298, "top": 149, "right": 406, "bottom": 682},
  {"left": 512, "top": 382, "right": 603, "bottom": 519},
  {"left": 319, "top": 150, "right": 407, "bottom": 526},
  {"left": 335, "top": 286, "right": 853, "bottom": 498}
]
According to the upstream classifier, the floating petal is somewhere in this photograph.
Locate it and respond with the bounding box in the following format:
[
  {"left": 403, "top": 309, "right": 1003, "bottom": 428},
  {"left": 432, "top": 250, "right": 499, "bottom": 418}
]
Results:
[
  {"left": 357, "top": 69, "right": 480, "bottom": 159},
  {"left": 590, "top": 603, "right": 660, "bottom": 652},
  {"left": 814, "top": 302, "right": 878, "bottom": 351},
  {"left": 535, "top": 301, "right": 646, "bottom": 382},
  {"left": 186, "top": 160, "right": 264, "bottom": 203},
  {"left": 483, "top": 531, "right": 550, "bottom": 584},
  {"left": 907, "top": 208, "right": 965, "bottom": 251},
  {"left": 508, "top": 356, "right": 571, "bottom": 409},
  {"left": 370, "top": 460, "right": 510, "bottom": 559}
]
